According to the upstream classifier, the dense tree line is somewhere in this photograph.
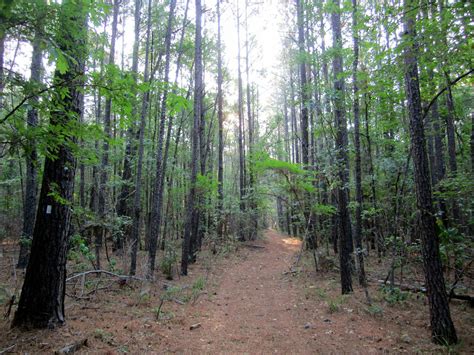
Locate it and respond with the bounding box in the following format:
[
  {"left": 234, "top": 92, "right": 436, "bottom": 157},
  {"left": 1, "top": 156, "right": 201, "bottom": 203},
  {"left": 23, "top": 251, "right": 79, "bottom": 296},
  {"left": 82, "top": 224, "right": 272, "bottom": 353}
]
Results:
[{"left": 0, "top": 0, "right": 471, "bottom": 345}]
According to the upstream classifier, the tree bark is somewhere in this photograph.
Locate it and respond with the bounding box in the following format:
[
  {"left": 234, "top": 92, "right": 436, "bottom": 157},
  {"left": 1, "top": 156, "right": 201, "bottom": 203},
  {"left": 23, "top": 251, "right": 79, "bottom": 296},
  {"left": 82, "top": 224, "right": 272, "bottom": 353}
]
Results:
[
  {"left": 331, "top": 0, "right": 353, "bottom": 295},
  {"left": 17, "top": 7, "right": 44, "bottom": 268},
  {"left": 12, "top": 0, "right": 87, "bottom": 329},
  {"left": 236, "top": 4, "right": 246, "bottom": 241},
  {"left": 129, "top": 0, "right": 153, "bottom": 276},
  {"left": 351, "top": 0, "right": 367, "bottom": 288},
  {"left": 181, "top": 0, "right": 202, "bottom": 275},
  {"left": 402, "top": 0, "right": 457, "bottom": 344},
  {"left": 147, "top": 0, "right": 177, "bottom": 279},
  {"left": 96, "top": 0, "right": 120, "bottom": 266},
  {"left": 216, "top": 0, "right": 224, "bottom": 241},
  {"left": 116, "top": 0, "right": 143, "bottom": 233},
  {"left": 296, "top": 0, "right": 309, "bottom": 166}
]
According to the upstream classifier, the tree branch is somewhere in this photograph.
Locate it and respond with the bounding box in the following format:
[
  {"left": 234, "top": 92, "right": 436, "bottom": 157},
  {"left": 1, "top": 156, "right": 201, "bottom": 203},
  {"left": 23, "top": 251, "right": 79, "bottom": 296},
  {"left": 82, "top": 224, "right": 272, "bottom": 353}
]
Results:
[{"left": 422, "top": 68, "right": 474, "bottom": 121}]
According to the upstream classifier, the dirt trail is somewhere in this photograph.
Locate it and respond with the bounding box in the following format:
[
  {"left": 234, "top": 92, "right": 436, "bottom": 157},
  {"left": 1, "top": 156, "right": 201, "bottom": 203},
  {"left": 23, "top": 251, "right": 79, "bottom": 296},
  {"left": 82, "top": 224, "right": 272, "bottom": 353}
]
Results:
[
  {"left": 162, "top": 229, "right": 315, "bottom": 353},
  {"left": 2, "top": 229, "right": 471, "bottom": 353}
]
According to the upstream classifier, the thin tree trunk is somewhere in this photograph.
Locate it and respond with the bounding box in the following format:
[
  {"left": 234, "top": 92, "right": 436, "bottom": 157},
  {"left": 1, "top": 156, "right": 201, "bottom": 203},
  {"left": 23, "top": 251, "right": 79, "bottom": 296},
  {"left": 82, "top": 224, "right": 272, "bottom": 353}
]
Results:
[
  {"left": 129, "top": 0, "right": 153, "bottom": 276},
  {"left": 236, "top": 4, "right": 246, "bottom": 241},
  {"left": 181, "top": 0, "right": 202, "bottom": 275},
  {"left": 296, "top": 0, "right": 309, "bottom": 166},
  {"left": 147, "top": 0, "right": 177, "bottom": 279},
  {"left": 17, "top": 14, "right": 44, "bottom": 269},
  {"left": 351, "top": 0, "right": 367, "bottom": 288},
  {"left": 245, "top": 0, "right": 257, "bottom": 240},
  {"left": 216, "top": 0, "right": 224, "bottom": 242},
  {"left": 116, "top": 0, "right": 143, "bottom": 233},
  {"left": 0, "top": 30, "right": 4, "bottom": 110},
  {"left": 97, "top": 0, "right": 120, "bottom": 267}
]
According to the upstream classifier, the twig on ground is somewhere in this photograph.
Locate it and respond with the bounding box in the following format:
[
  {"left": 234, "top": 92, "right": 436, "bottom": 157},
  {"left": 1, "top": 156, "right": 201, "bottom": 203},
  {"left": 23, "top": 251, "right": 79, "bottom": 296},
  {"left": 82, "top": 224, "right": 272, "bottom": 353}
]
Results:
[
  {"left": 66, "top": 270, "right": 146, "bottom": 282},
  {"left": 173, "top": 298, "right": 185, "bottom": 305},
  {"left": 0, "top": 345, "right": 15, "bottom": 354},
  {"left": 3, "top": 294, "right": 15, "bottom": 319},
  {"left": 242, "top": 244, "right": 265, "bottom": 249},
  {"left": 54, "top": 338, "right": 88, "bottom": 354}
]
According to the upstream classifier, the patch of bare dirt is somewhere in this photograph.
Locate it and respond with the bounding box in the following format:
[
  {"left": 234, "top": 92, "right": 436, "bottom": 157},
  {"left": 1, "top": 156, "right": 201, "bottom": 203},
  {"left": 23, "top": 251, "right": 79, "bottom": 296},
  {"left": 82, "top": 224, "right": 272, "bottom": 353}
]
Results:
[{"left": 0, "top": 230, "right": 473, "bottom": 354}]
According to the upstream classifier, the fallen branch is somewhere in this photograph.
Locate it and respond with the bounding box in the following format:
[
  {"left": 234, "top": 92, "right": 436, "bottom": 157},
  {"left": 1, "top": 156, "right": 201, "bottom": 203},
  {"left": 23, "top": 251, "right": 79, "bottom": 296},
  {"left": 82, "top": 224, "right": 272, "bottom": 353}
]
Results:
[
  {"left": 66, "top": 270, "right": 145, "bottom": 282},
  {"left": 242, "top": 244, "right": 265, "bottom": 249},
  {"left": 54, "top": 338, "right": 88, "bottom": 354},
  {"left": 0, "top": 345, "right": 15, "bottom": 355},
  {"left": 376, "top": 279, "right": 426, "bottom": 293},
  {"left": 173, "top": 298, "right": 185, "bottom": 305},
  {"left": 376, "top": 279, "right": 473, "bottom": 306},
  {"left": 449, "top": 293, "right": 474, "bottom": 307}
]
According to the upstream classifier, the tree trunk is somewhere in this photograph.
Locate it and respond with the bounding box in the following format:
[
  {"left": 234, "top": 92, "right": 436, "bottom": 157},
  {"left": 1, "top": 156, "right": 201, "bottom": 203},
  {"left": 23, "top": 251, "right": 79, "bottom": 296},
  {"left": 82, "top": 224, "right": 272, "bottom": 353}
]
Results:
[
  {"left": 147, "top": 0, "right": 177, "bottom": 279},
  {"left": 129, "top": 0, "right": 153, "bottom": 276},
  {"left": 116, "top": 0, "right": 143, "bottom": 233},
  {"left": 245, "top": 0, "right": 257, "bottom": 240},
  {"left": 12, "top": 0, "right": 87, "bottom": 329},
  {"left": 181, "top": 0, "right": 202, "bottom": 275},
  {"left": 0, "top": 30, "right": 4, "bottom": 110},
  {"left": 96, "top": 0, "right": 120, "bottom": 265},
  {"left": 217, "top": 0, "right": 224, "bottom": 242},
  {"left": 331, "top": 0, "right": 353, "bottom": 295},
  {"left": 402, "top": 0, "right": 457, "bottom": 344},
  {"left": 236, "top": 4, "right": 246, "bottom": 241},
  {"left": 351, "top": 0, "right": 367, "bottom": 288},
  {"left": 296, "top": 0, "right": 309, "bottom": 166},
  {"left": 17, "top": 12, "right": 44, "bottom": 269}
]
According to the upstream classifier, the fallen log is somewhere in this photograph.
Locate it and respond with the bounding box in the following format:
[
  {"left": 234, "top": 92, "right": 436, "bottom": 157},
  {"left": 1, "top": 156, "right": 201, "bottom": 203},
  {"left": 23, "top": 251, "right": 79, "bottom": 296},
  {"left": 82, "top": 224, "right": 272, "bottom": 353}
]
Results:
[
  {"left": 449, "top": 292, "right": 474, "bottom": 307},
  {"left": 376, "top": 279, "right": 426, "bottom": 293},
  {"left": 375, "top": 280, "right": 473, "bottom": 307}
]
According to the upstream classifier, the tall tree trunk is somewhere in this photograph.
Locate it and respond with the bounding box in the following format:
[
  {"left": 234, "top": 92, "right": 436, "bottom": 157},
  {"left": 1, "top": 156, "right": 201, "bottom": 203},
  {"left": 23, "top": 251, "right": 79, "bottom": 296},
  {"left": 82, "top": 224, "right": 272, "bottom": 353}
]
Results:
[
  {"left": 147, "top": 0, "right": 177, "bottom": 279},
  {"left": 236, "top": 4, "right": 246, "bottom": 241},
  {"left": 296, "top": 0, "right": 309, "bottom": 166},
  {"left": 12, "top": 0, "right": 87, "bottom": 329},
  {"left": 116, "top": 0, "right": 142, "bottom": 233},
  {"left": 0, "top": 29, "right": 4, "bottom": 110},
  {"left": 216, "top": 0, "right": 224, "bottom": 242},
  {"left": 245, "top": 0, "right": 257, "bottom": 240},
  {"left": 444, "top": 72, "right": 461, "bottom": 223},
  {"left": 331, "top": 0, "right": 353, "bottom": 295},
  {"left": 471, "top": 111, "right": 474, "bottom": 175},
  {"left": 160, "top": 0, "right": 191, "bottom": 253},
  {"left": 402, "top": 0, "right": 457, "bottom": 344},
  {"left": 351, "top": 0, "right": 367, "bottom": 288},
  {"left": 17, "top": 11, "right": 44, "bottom": 269},
  {"left": 181, "top": 0, "right": 202, "bottom": 275},
  {"left": 129, "top": 0, "right": 152, "bottom": 276},
  {"left": 96, "top": 0, "right": 120, "bottom": 266},
  {"left": 289, "top": 72, "right": 300, "bottom": 165}
]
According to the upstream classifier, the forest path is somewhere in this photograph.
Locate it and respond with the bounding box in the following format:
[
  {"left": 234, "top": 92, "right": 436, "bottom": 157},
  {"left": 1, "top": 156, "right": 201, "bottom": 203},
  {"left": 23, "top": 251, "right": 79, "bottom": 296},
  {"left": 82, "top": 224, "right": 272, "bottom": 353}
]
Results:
[{"left": 162, "top": 229, "right": 317, "bottom": 353}]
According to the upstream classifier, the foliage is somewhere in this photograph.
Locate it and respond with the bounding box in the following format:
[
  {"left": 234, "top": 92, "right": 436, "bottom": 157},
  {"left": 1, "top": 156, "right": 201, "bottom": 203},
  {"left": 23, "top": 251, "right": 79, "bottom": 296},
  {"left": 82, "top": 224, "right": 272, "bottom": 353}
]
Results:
[
  {"left": 380, "top": 286, "right": 409, "bottom": 306},
  {"left": 68, "top": 233, "right": 94, "bottom": 263}
]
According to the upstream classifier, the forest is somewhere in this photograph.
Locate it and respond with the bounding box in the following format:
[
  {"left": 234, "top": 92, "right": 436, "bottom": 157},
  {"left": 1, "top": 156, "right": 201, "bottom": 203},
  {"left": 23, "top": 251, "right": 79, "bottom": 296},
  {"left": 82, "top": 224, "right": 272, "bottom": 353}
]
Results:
[{"left": 0, "top": 0, "right": 473, "bottom": 353}]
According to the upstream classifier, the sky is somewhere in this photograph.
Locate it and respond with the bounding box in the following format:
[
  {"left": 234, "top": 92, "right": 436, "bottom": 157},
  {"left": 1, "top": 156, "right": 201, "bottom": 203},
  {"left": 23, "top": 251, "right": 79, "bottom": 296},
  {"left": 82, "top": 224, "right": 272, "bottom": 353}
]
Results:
[{"left": 3, "top": 0, "right": 290, "bottom": 128}]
